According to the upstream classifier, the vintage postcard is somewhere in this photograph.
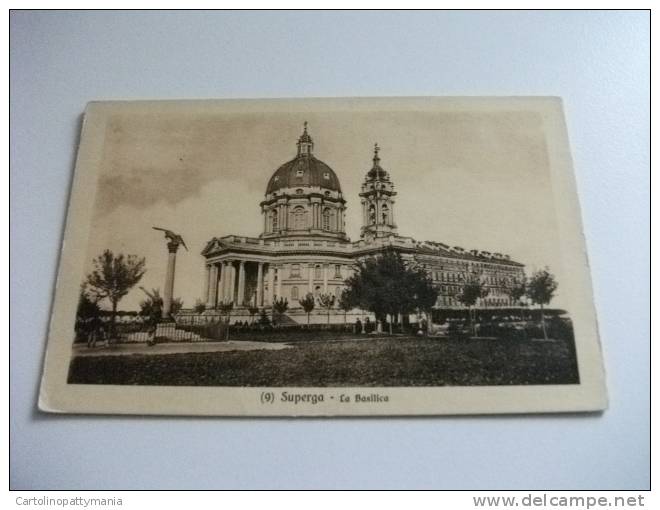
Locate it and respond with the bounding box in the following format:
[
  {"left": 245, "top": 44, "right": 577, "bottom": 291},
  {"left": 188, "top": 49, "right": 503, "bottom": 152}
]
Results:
[{"left": 39, "top": 97, "right": 607, "bottom": 416}]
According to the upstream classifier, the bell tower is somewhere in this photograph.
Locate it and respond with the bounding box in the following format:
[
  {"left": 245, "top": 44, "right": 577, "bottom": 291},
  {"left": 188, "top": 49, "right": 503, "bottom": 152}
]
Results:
[{"left": 359, "top": 143, "right": 397, "bottom": 240}]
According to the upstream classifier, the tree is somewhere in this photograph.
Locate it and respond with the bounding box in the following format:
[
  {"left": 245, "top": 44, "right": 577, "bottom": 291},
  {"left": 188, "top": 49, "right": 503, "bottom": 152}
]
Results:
[
  {"left": 298, "top": 293, "right": 315, "bottom": 324},
  {"left": 272, "top": 297, "right": 289, "bottom": 325},
  {"left": 504, "top": 277, "right": 527, "bottom": 320},
  {"left": 257, "top": 308, "right": 271, "bottom": 327},
  {"left": 318, "top": 293, "right": 335, "bottom": 324},
  {"left": 455, "top": 272, "right": 489, "bottom": 337},
  {"left": 248, "top": 306, "right": 259, "bottom": 325},
  {"left": 139, "top": 287, "right": 183, "bottom": 323},
  {"left": 75, "top": 287, "right": 102, "bottom": 342},
  {"left": 86, "top": 250, "right": 146, "bottom": 335},
  {"left": 526, "top": 268, "right": 558, "bottom": 341},
  {"left": 338, "top": 289, "right": 353, "bottom": 325},
  {"left": 342, "top": 248, "right": 438, "bottom": 334},
  {"left": 76, "top": 287, "right": 101, "bottom": 320}
]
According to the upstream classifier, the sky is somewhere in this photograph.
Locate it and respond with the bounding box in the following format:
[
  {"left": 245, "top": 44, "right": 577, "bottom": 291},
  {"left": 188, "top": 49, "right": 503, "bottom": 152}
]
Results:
[{"left": 83, "top": 107, "right": 567, "bottom": 311}]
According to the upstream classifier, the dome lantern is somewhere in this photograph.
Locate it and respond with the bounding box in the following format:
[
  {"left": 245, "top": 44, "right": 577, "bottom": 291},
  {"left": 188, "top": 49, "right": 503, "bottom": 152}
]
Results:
[{"left": 296, "top": 121, "right": 314, "bottom": 156}]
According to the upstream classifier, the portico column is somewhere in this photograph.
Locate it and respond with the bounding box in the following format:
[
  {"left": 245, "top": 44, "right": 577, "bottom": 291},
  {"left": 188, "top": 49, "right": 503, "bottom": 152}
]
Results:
[
  {"left": 206, "top": 264, "right": 218, "bottom": 308},
  {"left": 256, "top": 262, "right": 264, "bottom": 306},
  {"left": 228, "top": 261, "right": 236, "bottom": 304},
  {"left": 323, "top": 264, "right": 329, "bottom": 293},
  {"left": 218, "top": 261, "right": 227, "bottom": 303},
  {"left": 237, "top": 261, "right": 246, "bottom": 306},
  {"left": 203, "top": 265, "right": 211, "bottom": 306},
  {"left": 267, "top": 265, "right": 275, "bottom": 305}
]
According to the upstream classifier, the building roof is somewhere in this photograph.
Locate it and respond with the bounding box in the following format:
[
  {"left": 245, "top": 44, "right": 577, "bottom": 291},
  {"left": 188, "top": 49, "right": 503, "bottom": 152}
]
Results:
[
  {"left": 266, "top": 155, "right": 342, "bottom": 194},
  {"left": 266, "top": 123, "right": 342, "bottom": 194}
]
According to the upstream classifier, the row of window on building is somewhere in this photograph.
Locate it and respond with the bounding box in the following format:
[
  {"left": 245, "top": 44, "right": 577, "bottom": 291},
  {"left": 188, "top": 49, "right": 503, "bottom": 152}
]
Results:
[
  {"left": 270, "top": 207, "right": 338, "bottom": 231},
  {"left": 276, "top": 264, "right": 344, "bottom": 280},
  {"left": 267, "top": 284, "right": 344, "bottom": 302},
  {"left": 429, "top": 270, "right": 514, "bottom": 287}
]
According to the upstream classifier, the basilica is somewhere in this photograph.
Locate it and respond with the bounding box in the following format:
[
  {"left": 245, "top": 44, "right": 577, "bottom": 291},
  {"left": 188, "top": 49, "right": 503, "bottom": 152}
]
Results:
[{"left": 200, "top": 124, "right": 525, "bottom": 321}]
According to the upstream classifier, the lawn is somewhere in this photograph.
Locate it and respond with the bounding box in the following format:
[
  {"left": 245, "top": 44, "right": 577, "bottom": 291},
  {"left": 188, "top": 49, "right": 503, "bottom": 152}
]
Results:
[{"left": 67, "top": 335, "right": 579, "bottom": 387}]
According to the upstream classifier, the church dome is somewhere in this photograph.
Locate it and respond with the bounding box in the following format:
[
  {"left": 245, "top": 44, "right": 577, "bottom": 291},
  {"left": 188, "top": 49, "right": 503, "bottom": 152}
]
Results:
[{"left": 266, "top": 123, "right": 342, "bottom": 194}]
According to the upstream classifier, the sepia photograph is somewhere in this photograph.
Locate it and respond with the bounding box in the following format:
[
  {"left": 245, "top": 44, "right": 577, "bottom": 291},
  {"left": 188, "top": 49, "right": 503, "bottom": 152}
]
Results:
[{"left": 38, "top": 97, "right": 606, "bottom": 415}]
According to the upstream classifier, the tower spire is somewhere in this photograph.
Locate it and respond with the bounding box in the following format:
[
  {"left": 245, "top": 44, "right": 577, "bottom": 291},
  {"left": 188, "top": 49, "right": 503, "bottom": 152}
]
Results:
[{"left": 297, "top": 121, "right": 314, "bottom": 156}]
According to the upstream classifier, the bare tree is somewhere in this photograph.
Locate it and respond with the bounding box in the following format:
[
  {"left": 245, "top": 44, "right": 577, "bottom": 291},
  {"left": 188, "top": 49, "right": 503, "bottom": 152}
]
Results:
[
  {"left": 318, "top": 293, "right": 336, "bottom": 324},
  {"left": 526, "top": 268, "right": 558, "bottom": 341},
  {"left": 455, "top": 271, "right": 489, "bottom": 337},
  {"left": 272, "top": 297, "right": 289, "bottom": 325},
  {"left": 298, "top": 293, "right": 315, "bottom": 324},
  {"left": 504, "top": 277, "right": 527, "bottom": 321}
]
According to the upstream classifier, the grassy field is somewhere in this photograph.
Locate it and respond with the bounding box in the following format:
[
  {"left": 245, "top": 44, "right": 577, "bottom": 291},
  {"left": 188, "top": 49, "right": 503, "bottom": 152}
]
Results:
[{"left": 67, "top": 335, "right": 579, "bottom": 387}]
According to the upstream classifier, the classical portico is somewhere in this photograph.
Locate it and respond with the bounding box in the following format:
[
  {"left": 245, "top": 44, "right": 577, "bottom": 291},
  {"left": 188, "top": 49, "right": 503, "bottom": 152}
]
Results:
[{"left": 205, "top": 259, "right": 270, "bottom": 308}]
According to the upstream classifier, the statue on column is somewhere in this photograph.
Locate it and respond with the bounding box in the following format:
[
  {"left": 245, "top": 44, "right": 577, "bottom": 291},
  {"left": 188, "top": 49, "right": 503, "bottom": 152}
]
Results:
[{"left": 153, "top": 227, "right": 188, "bottom": 320}]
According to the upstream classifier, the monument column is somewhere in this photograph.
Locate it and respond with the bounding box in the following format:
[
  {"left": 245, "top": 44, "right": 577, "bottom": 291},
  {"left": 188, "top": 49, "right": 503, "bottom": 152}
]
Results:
[
  {"left": 256, "top": 262, "right": 264, "bottom": 306},
  {"left": 237, "top": 261, "right": 246, "bottom": 306},
  {"left": 162, "top": 241, "right": 180, "bottom": 318}
]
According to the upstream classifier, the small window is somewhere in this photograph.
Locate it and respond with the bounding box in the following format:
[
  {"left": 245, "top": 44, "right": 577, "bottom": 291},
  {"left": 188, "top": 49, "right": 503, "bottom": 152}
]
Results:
[
  {"left": 290, "top": 264, "right": 300, "bottom": 278},
  {"left": 296, "top": 189, "right": 304, "bottom": 195},
  {"left": 273, "top": 176, "right": 280, "bottom": 181},
  {"left": 314, "top": 265, "right": 322, "bottom": 279},
  {"left": 323, "top": 172, "right": 330, "bottom": 180},
  {"left": 296, "top": 169, "right": 304, "bottom": 177},
  {"left": 334, "top": 265, "right": 341, "bottom": 278},
  {"left": 291, "top": 286, "right": 299, "bottom": 300},
  {"left": 324, "top": 191, "right": 331, "bottom": 197}
]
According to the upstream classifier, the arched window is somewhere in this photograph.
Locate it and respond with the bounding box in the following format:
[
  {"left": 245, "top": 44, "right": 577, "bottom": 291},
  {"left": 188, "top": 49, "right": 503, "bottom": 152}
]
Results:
[
  {"left": 271, "top": 210, "right": 278, "bottom": 231},
  {"left": 381, "top": 204, "right": 389, "bottom": 224},
  {"left": 292, "top": 206, "right": 306, "bottom": 230},
  {"left": 314, "top": 265, "right": 322, "bottom": 279},
  {"left": 290, "top": 264, "right": 300, "bottom": 278},
  {"left": 368, "top": 204, "right": 376, "bottom": 225},
  {"left": 314, "top": 285, "right": 321, "bottom": 297},
  {"left": 322, "top": 208, "right": 332, "bottom": 231},
  {"left": 291, "top": 286, "right": 299, "bottom": 301}
]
